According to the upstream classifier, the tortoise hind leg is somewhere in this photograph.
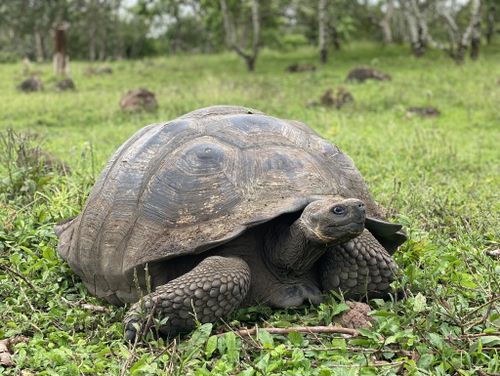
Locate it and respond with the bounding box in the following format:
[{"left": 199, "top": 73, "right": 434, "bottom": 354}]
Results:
[
  {"left": 124, "top": 256, "right": 251, "bottom": 341},
  {"left": 319, "top": 229, "right": 399, "bottom": 299}
]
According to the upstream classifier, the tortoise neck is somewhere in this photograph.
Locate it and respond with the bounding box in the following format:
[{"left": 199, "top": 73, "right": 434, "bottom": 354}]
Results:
[{"left": 263, "top": 219, "right": 328, "bottom": 280}]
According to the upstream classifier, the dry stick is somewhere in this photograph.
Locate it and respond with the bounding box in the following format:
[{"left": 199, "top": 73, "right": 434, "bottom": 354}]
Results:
[
  {"left": 0, "top": 264, "right": 38, "bottom": 292},
  {"left": 462, "top": 295, "right": 500, "bottom": 322},
  {"left": 222, "top": 319, "right": 261, "bottom": 349},
  {"left": 322, "top": 360, "right": 406, "bottom": 369},
  {"left": 61, "top": 297, "right": 110, "bottom": 313},
  {"left": 224, "top": 325, "right": 358, "bottom": 337}
]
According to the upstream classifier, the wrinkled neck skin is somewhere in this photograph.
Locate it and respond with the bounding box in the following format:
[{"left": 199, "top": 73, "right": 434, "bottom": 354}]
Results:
[{"left": 264, "top": 218, "right": 331, "bottom": 281}]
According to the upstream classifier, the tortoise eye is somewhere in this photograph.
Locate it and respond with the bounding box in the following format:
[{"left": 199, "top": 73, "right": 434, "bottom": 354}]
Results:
[{"left": 332, "top": 206, "right": 346, "bottom": 215}]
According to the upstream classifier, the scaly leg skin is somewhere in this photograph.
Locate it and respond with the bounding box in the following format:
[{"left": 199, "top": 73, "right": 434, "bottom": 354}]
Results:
[
  {"left": 319, "top": 229, "right": 399, "bottom": 299},
  {"left": 124, "top": 256, "right": 250, "bottom": 341}
]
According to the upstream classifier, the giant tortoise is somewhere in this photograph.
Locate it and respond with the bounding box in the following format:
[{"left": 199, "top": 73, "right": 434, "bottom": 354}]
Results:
[{"left": 56, "top": 105, "right": 407, "bottom": 340}]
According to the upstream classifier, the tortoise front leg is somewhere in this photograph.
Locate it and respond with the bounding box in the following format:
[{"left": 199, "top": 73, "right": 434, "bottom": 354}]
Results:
[
  {"left": 319, "top": 229, "right": 399, "bottom": 299},
  {"left": 124, "top": 256, "right": 251, "bottom": 341}
]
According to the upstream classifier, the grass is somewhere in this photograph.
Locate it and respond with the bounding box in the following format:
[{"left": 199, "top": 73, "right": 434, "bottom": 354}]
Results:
[{"left": 0, "top": 43, "right": 499, "bottom": 375}]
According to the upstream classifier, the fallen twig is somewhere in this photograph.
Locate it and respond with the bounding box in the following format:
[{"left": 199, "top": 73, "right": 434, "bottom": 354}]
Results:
[
  {"left": 0, "top": 264, "right": 38, "bottom": 292},
  {"left": 462, "top": 295, "right": 500, "bottom": 322},
  {"left": 222, "top": 325, "right": 359, "bottom": 337},
  {"left": 0, "top": 336, "right": 29, "bottom": 367},
  {"left": 61, "top": 297, "right": 110, "bottom": 313}
]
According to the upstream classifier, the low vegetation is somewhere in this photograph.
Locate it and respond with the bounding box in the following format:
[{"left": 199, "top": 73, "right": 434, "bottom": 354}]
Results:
[{"left": 0, "top": 44, "right": 499, "bottom": 375}]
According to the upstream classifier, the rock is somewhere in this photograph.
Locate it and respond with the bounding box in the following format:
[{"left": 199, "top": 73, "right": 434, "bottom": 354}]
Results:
[
  {"left": 120, "top": 88, "right": 158, "bottom": 112},
  {"left": 406, "top": 106, "right": 440, "bottom": 117},
  {"left": 286, "top": 63, "right": 317, "bottom": 73},
  {"left": 55, "top": 78, "right": 76, "bottom": 91},
  {"left": 338, "top": 302, "right": 374, "bottom": 329},
  {"left": 485, "top": 249, "right": 500, "bottom": 259},
  {"left": 320, "top": 87, "right": 354, "bottom": 108},
  {"left": 17, "top": 77, "right": 43, "bottom": 92},
  {"left": 346, "top": 67, "right": 391, "bottom": 82},
  {"left": 307, "top": 87, "right": 354, "bottom": 109}
]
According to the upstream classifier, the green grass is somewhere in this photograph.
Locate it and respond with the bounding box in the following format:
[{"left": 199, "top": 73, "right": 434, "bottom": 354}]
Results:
[{"left": 1, "top": 44, "right": 499, "bottom": 375}]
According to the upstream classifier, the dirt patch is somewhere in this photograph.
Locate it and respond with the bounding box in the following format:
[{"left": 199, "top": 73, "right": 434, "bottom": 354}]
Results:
[
  {"left": 0, "top": 336, "right": 29, "bottom": 367},
  {"left": 286, "top": 63, "right": 317, "bottom": 73},
  {"left": 120, "top": 88, "right": 158, "bottom": 112},
  {"left": 338, "top": 302, "right": 374, "bottom": 329},
  {"left": 17, "top": 77, "right": 43, "bottom": 92},
  {"left": 346, "top": 67, "right": 391, "bottom": 82},
  {"left": 406, "top": 106, "right": 440, "bottom": 117},
  {"left": 307, "top": 87, "right": 354, "bottom": 109}
]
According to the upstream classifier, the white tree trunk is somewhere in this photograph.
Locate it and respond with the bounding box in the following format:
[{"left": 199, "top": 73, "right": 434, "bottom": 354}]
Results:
[
  {"left": 459, "top": 0, "right": 481, "bottom": 61},
  {"left": 34, "top": 30, "right": 45, "bottom": 62},
  {"left": 380, "top": 0, "right": 394, "bottom": 44},
  {"left": 402, "top": 0, "right": 424, "bottom": 56},
  {"left": 318, "top": 0, "right": 328, "bottom": 63}
]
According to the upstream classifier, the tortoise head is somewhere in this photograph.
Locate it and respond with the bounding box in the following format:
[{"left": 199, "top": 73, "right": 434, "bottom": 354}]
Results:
[{"left": 299, "top": 197, "right": 366, "bottom": 244}]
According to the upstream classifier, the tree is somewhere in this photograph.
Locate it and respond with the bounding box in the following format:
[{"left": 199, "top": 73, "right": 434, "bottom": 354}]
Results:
[
  {"left": 219, "top": 0, "right": 261, "bottom": 71},
  {"left": 436, "top": 0, "right": 482, "bottom": 62},
  {"left": 484, "top": 1, "right": 497, "bottom": 44},
  {"left": 318, "top": 0, "right": 328, "bottom": 63},
  {"left": 379, "top": 0, "right": 394, "bottom": 44},
  {"left": 401, "top": 0, "right": 428, "bottom": 57},
  {"left": 401, "top": 0, "right": 484, "bottom": 63}
]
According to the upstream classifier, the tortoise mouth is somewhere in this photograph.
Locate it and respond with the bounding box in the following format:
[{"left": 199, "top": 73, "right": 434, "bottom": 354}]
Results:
[{"left": 319, "top": 221, "right": 365, "bottom": 242}]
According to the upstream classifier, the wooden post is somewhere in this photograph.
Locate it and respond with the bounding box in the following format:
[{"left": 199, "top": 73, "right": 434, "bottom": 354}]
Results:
[{"left": 53, "top": 23, "right": 69, "bottom": 76}]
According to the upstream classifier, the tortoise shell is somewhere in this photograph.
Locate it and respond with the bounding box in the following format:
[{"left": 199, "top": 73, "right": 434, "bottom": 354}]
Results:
[{"left": 57, "top": 106, "right": 384, "bottom": 302}]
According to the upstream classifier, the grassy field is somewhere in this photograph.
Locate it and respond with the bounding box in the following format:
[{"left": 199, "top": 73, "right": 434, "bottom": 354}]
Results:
[{"left": 0, "top": 44, "right": 499, "bottom": 375}]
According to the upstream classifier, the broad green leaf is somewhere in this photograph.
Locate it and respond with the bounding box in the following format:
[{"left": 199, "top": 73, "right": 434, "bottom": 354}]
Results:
[
  {"left": 205, "top": 335, "right": 218, "bottom": 358},
  {"left": 224, "top": 331, "right": 240, "bottom": 364},
  {"left": 258, "top": 328, "right": 274, "bottom": 348},
  {"left": 417, "top": 353, "right": 434, "bottom": 368},
  {"left": 287, "top": 331, "right": 304, "bottom": 346},
  {"left": 331, "top": 302, "right": 350, "bottom": 316},
  {"left": 330, "top": 337, "right": 346, "bottom": 351},
  {"left": 413, "top": 292, "right": 427, "bottom": 313},
  {"left": 428, "top": 333, "right": 445, "bottom": 350}
]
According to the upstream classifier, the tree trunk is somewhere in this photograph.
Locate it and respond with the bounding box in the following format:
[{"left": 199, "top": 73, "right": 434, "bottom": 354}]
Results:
[
  {"left": 318, "top": 0, "right": 328, "bottom": 63},
  {"left": 245, "top": 56, "right": 255, "bottom": 71},
  {"left": 456, "top": 0, "right": 481, "bottom": 63},
  {"left": 89, "top": 27, "right": 97, "bottom": 61},
  {"left": 219, "top": 0, "right": 260, "bottom": 72},
  {"left": 380, "top": 0, "right": 394, "bottom": 44},
  {"left": 403, "top": 0, "right": 426, "bottom": 56},
  {"left": 331, "top": 26, "right": 341, "bottom": 50},
  {"left": 250, "top": 0, "right": 260, "bottom": 62},
  {"left": 485, "top": 4, "right": 496, "bottom": 44},
  {"left": 34, "top": 29, "right": 45, "bottom": 62},
  {"left": 88, "top": 0, "right": 98, "bottom": 61}
]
